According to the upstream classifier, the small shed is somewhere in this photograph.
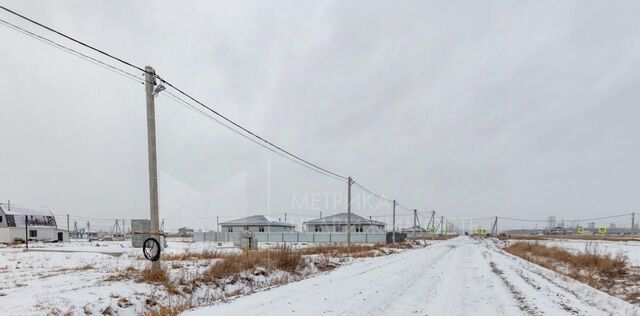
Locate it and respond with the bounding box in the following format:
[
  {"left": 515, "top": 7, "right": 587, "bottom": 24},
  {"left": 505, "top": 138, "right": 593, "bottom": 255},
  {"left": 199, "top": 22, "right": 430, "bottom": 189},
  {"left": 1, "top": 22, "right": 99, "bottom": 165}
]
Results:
[
  {"left": 177, "top": 227, "right": 194, "bottom": 237},
  {"left": 220, "top": 215, "right": 295, "bottom": 233},
  {"left": 303, "top": 213, "right": 385, "bottom": 233}
]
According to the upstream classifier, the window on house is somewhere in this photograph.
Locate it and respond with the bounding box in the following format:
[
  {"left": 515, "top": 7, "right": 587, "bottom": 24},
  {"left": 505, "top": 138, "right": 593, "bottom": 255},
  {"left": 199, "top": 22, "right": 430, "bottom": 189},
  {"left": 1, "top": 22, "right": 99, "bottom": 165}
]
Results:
[
  {"left": 29, "top": 230, "right": 37, "bottom": 237},
  {"left": 356, "top": 226, "right": 363, "bottom": 233},
  {"left": 0, "top": 215, "right": 3, "bottom": 223},
  {"left": 227, "top": 227, "right": 233, "bottom": 232},
  {"left": 335, "top": 225, "right": 342, "bottom": 232},
  {"left": 259, "top": 227, "right": 264, "bottom": 232},
  {"left": 315, "top": 226, "right": 322, "bottom": 232}
]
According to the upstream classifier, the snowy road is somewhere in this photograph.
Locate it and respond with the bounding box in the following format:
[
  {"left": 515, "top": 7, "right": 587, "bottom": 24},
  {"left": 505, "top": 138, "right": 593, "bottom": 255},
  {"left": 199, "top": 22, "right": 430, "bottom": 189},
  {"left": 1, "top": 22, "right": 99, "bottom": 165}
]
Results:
[{"left": 185, "top": 236, "right": 639, "bottom": 315}]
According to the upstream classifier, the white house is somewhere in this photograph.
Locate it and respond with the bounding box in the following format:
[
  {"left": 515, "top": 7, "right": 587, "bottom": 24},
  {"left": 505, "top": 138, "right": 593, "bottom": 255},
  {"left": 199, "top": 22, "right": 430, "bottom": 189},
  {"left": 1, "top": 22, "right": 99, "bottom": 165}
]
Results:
[
  {"left": 0, "top": 202, "right": 69, "bottom": 243},
  {"left": 303, "top": 213, "right": 386, "bottom": 233},
  {"left": 220, "top": 215, "right": 295, "bottom": 233}
]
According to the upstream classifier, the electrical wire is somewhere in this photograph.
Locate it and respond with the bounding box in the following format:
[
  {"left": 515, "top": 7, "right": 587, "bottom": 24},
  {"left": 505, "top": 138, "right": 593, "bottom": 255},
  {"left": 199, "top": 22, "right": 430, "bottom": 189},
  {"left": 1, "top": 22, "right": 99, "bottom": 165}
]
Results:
[
  {"left": 0, "top": 18, "right": 143, "bottom": 84},
  {"left": 0, "top": 5, "right": 434, "bottom": 218},
  {"left": 0, "top": 4, "right": 347, "bottom": 182},
  {"left": 162, "top": 91, "right": 345, "bottom": 181},
  {"left": 160, "top": 81, "right": 347, "bottom": 180},
  {"left": 0, "top": 5, "right": 148, "bottom": 75},
  {"left": 498, "top": 213, "right": 632, "bottom": 223},
  {"left": 352, "top": 181, "right": 394, "bottom": 203}
]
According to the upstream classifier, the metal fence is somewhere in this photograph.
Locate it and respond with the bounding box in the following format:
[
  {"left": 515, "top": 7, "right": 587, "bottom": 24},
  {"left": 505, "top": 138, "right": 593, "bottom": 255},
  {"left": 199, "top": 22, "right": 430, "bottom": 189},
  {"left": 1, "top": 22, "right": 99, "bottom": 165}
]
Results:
[{"left": 193, "top": 231, "right": 386, "bottom": 244}]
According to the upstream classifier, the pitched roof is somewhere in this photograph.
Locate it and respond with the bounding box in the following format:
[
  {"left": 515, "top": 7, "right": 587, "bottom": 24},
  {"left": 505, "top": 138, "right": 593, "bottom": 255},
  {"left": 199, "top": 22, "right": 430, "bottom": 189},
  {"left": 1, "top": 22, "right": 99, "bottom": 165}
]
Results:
[
  {"left": 220, "top": 215, "right": 294, "bottom": 227},
  {"left": 0, "top": 203, "right": 54, "bottom": 217},
  {"left": 303, "top": 213, "right": 385, "bottom": 226}
]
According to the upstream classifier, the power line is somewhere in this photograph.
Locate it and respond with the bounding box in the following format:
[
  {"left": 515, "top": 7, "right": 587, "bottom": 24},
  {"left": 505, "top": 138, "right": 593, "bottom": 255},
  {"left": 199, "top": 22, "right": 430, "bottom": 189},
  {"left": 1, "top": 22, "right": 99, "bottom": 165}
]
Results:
[
  {"left": 498, "top": 213, "right": 632, "bottom": 223},
  {"left": 159, "top": 80, "right": 347, "bottom": 180},
  {"left": 0, "top": 18, "right": 143, "bottom": 84},
  {"left": 0, "top": 4, "right": 347, "bottom": 182},
  {"left": 0, "top": 5, "right": 148, "bottom": 74},
  {"left": 352, "top": 181, "right": 394, "bottom": 203},
  {"left": 1, "top": 5, "right": 431, "bottom": 217},
  {"left": 162, "top": 91, "right": 345, "bottom": 181}
]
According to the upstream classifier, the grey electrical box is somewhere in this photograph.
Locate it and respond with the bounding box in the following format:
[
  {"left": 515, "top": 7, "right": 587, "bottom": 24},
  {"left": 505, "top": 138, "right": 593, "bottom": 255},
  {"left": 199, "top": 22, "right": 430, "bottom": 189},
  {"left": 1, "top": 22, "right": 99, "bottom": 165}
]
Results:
[{"left": 131, "top": 219, "right": 166, "bottom": 248}]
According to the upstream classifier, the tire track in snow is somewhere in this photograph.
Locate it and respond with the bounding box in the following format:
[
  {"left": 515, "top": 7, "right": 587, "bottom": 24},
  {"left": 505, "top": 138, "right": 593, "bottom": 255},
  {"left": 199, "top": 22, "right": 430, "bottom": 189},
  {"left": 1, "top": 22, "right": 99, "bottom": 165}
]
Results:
[
  {"left": 486, "top": 242, "right": 626, "bottom": 316},
  {"left": 487, "top": 258, "right": 540, "bottom": 316}
]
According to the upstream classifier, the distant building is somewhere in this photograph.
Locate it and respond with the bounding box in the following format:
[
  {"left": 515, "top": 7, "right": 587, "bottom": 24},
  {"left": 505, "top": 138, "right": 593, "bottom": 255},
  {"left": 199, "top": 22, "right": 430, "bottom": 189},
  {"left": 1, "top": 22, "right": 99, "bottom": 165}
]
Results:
[
  {"left": 0, "top": 202, "right": 69, "bottom": 243},
  {"left": 303, "top": 213, "right": 385, "bottom": 233},
  {"left": 609, "top": 223, "right": 617, "bottom": 229},
  {"left": 400, "top": 225, "right": 427, "bottom": 234},
  {"left": 220, "top": 215, "right": 295, "bottom": 233},
  {"left": 177, "top": 227, "right": 194, "bottom": 237},
  {"left": 546, "top": 226, "right": 569, "bottom": 235}
]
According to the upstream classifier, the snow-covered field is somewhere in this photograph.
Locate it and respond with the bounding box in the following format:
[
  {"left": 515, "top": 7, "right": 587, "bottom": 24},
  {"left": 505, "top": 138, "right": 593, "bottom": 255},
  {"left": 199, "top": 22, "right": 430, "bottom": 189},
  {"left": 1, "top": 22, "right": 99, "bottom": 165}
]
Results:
[
  {"left": 185, "top": 236, "right": 639, "bottom": 315},
  {"left": 2, "top": 237, "right": 638, "bottom": 315},
  {"left": 0, "top": 239, "right": 411, "bottom": 315},
  {"left": 519, "top": 239, "right": 640, "bottom": 266},
  {"left": 0, "top": 239, "right": 236, "bottom": 315}
]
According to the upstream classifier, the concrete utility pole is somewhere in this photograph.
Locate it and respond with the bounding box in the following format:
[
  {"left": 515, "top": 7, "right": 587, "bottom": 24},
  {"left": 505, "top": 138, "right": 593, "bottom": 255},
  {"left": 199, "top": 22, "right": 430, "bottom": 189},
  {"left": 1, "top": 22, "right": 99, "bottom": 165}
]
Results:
[
  {"left": 439, "top": 216, "right": 444, "bottom": 236},
  {"left": 24, "top": 215, "right": 28, "bottom": 249},
  {"left": 347, "top": 176, "right": 353, "bottom": 247},
  {"left": 285, "top": 213, "right": 287, "bottom": 222},
  {"left": 216, "top": 216, "right": 219, "bottom": 233},
  {"left": 632, "top": 212, "right": 636, "bottom": 234},
  {"left": 430, "top": 211, "right": 436, "bottom": 232},
  {"left": 67, "top": 214, "right": 70, "bottom": 233},
  {"left": 145, "top": 66, "right": 161, "bottom": 270},
  {"left": 392, "top": 200, "right": 397, "bottom": 243},
  {"left": 491, "top": 216, "right": 498, "bottom": 237},
  {"left": 413, "top": 209, "right": 417, "bottom": 238}
]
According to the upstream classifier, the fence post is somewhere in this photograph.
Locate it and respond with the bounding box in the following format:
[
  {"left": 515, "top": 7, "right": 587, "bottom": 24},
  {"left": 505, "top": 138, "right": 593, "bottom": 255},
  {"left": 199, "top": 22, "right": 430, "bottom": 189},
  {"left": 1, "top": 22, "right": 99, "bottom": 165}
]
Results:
[
  {"left": 297, "top": 233, "right": 299, "bottom": 242},
  {"left": 282, "top": 232, "right": 284, "bottom": 242},
  {"left": 329, "top": 233, "right": 332, "bottom": 243},
  {"left": 366, "top": 233, "right": 368, "bottom": 243},
  {"left": 313, "top": 233, "right": 315, "bottom": 243}
]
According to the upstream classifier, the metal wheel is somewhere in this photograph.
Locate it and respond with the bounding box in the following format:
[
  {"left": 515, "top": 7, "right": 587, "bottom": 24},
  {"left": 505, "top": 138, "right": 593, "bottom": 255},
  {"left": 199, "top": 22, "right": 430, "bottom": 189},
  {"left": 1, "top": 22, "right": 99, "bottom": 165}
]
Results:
[{"left": 143, "top": 237, "right": 161, "bottom": 261}]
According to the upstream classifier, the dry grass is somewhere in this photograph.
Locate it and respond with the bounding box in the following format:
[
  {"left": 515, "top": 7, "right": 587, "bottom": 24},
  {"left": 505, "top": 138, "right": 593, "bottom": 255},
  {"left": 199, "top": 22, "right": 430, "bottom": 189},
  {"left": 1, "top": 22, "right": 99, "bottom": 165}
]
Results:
[
  {"left": 106, "top": 243, "right": 415, "bottom": 315},
  {"left": 140, "top": 300, "right": 193, "bottom": 316},
  {"left": 505, "top": 242, "right": 628, "bottom": 281},
  {"left": 162, "top": 250, "right": 225, "bottom": 261},
  {"left": 505, "top": 241, "right": 640, "bottom": 303},
  {"left": 299, "top": 243, "right": 384, "bottom": 256},
  {"left": 201, "top": 247, "right": 305, "bottom": 282},
  {"left": 502, "top": 235, "right": 640, "bottom": 242},
  {"left": 104, "top": 266, "right": 138, "bottom": 282}
]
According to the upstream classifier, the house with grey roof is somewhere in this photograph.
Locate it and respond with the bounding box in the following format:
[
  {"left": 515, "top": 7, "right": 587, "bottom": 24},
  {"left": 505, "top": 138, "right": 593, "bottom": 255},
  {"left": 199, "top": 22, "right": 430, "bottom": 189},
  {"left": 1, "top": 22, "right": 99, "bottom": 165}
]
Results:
[
  {"left": 220, "top": 215, "right": 295, "bottom": 233},
  {"left": 0, "top": 202, "right": 69, "bottom": 243},
  {"left": 303, "top": 213, "right": 385, "bottom": 233}
]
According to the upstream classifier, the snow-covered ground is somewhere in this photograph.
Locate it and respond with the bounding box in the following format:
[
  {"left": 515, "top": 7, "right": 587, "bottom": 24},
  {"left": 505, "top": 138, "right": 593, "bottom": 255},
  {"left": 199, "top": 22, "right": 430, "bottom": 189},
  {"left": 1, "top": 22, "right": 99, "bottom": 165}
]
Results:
[
  {"left": 185, "top": 236, "right": 639, "bottom": 316},
  {"left": 0, "top": 239, "right": 411, "bottom": 315},
  {"left": 0, "top": 239, "right": 240, "bottom": 315},
  {"left": 519, "top": 239, "right": 640, "bottom": 266}
]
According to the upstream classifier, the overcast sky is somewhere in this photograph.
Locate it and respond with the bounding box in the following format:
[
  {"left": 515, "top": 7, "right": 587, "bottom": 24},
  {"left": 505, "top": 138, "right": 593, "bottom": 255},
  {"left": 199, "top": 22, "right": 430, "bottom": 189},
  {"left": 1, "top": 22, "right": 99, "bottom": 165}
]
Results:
[{"left": 1, "top": 1, "right": 639, "bottom": 231}]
